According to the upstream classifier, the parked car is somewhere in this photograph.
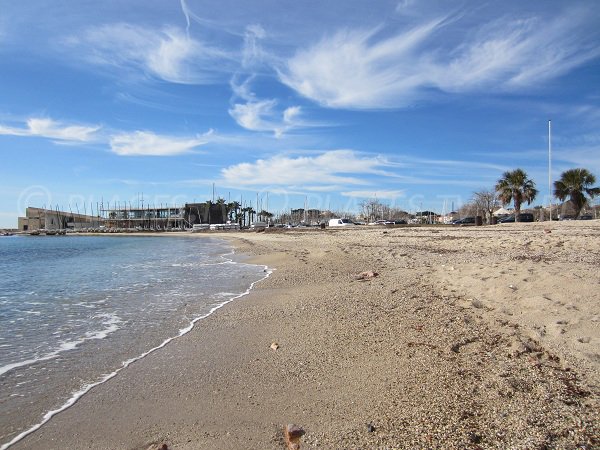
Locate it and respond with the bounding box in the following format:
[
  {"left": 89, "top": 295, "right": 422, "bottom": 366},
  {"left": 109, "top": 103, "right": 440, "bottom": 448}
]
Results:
[
  {"left": 392, "top": 220, "right": 407, "bottom": 225},
  {"left": 368, "top": 220, "right": 393, "bottom": 226},
  {"left": 499, "top": 213, "right": 534, "bottom": 223},
  {"left": 452, "top": 217, "right": 476, "bottom": 225},
  {"left": 250, "top": 221, "right": 268, "bottom": 229},
  {"left": 579, "top": 214, "right": 594, "bottom": 220}
]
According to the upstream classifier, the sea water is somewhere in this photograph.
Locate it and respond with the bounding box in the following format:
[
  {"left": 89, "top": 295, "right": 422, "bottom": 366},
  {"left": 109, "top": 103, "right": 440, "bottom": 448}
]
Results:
[{"left": 0, "top": 235, "right": 268, "bottom": 448}]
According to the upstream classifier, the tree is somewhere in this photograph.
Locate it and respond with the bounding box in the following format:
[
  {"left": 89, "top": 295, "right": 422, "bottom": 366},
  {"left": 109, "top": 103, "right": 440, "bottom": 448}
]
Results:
[
  {"left": 227, "top": 201, "right": 241, "bottom": 223},
  {"left": 241, "top": 207, "right": 255, "bottom": 226},
  {"left": 472, "top": 189, "right": 499, "bottom": 224},
  {"left": 495, "top": 169, "right": 538, "bottom": 222},
  {"left": 554, "top": 168, "right": 600, "bottom": 218},
  {"left": 258, "top": 210, "right": 273, "bottom": 223}
]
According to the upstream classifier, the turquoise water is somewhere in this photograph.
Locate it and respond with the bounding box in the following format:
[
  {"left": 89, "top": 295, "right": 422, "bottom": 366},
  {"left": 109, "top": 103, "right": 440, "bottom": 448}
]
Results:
[{"left": 0, "top": 235, "right": 268, "bottom": 448}]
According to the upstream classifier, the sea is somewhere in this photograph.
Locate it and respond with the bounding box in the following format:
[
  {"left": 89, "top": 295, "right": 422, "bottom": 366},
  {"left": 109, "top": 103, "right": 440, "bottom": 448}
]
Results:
[{"left": 0, "top": 235, "right": 269, "bottom": 449}]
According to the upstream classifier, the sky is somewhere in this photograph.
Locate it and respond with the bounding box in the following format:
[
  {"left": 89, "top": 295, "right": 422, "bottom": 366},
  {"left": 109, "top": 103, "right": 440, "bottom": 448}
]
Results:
[{"left": 1, "top": 0, "right": 600, "bottom": 227}]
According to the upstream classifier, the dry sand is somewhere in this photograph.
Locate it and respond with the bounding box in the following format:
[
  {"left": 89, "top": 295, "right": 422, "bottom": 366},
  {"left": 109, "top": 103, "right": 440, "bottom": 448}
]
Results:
[{"left": 10, "top": 222, "right": 600, "bottom": 449}]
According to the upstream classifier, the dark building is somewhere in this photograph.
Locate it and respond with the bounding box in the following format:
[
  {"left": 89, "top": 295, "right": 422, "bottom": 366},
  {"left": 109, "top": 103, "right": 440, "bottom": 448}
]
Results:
[{"left": 184, "top": 203, "right": 227, "bottom": 225}]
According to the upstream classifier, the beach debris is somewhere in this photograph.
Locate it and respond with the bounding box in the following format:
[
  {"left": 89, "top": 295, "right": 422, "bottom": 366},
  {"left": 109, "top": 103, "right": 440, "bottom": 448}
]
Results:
[
  {"left": 451, "top": 337, "right": 478, "bottom": 353},
  {"left": 508, "top": 284, "right": 517, "bottom": 291},
  {"left": 284, "top": 423, "right": 305, "bottom": 450},
  {"left": 578, "top": 337, "right": 591, "bottom": 344},
  {"left": 353, "top": 271, "right": 379, "bottom": 281},
  {"left": 146, "top": 444, "right": 168, "bottom": 450},
  {"left": 270, "top": 341, "right": 280, "bottom": 351},
  {"left": 366, "top": 423, "right": 376, "bottom": 432}
]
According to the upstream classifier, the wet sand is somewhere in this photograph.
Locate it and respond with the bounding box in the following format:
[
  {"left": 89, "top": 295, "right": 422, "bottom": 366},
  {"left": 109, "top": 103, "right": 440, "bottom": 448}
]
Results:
[{"left": 10, "top": 222, "right": 600, "bottom": 449}]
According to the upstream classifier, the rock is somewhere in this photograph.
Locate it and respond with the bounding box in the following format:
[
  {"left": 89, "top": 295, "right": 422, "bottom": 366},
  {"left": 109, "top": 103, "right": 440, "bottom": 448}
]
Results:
[
  {"left": 468, "top": 432, "right": 482, "bottom": 444},
  {"left": 270, "top": 342, "right": 280, "bottom": 351},
  {"left": 284, "top": 424, "right": 305, "bottom": 450},
  {"left": 354, "top": 271, "right": 379, "bottom": 281},
  {"left": 471, "top": 299, "right": 484, "bottom": 309},
  {"left": 147, "top": 444, "right": 168, "bottom": 450},
  {"left": 366, "top": 423, "right": 376, "bottom": 432}
]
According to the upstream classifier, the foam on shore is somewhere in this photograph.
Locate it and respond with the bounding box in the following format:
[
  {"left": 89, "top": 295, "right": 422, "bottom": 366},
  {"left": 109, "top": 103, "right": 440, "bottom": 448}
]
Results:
[{"left": 0, "top": 259, "right": 272, "bottom": 450}]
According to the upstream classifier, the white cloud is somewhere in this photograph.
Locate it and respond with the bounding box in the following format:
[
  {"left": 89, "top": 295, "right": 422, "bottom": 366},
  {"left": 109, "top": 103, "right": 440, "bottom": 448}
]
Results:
[
  {"left": 229, "top": 99, "right": 305, "bottom": 137},
  {"left": 0, "top": 117, "right": 100, "bottom": 142},
  {"left": 342, "top": 190, "right": 406, "bottom": 199},
  {"left": 229, "top": 99, "right": 278, "bottom": 131},
  {"left": 221, "top": 150, "right": 390, "bottom": 187},
  {"left": 242, "top": 24, "right": 266, "bottom": 68},
  {"left": 109, "top": 131, "right": 207, "bottom": 156},
  {"left": 68, "top": 24, "right": 232, "bottom": 84},
  {"left": 283, "top": 106, "right": 301, "bottom": 123},
  {"left": 278, "top": 9, "right": 600, "bottom": 109},
  {"left": 278, "top": 21, "right": 440, "bottom": 108}
]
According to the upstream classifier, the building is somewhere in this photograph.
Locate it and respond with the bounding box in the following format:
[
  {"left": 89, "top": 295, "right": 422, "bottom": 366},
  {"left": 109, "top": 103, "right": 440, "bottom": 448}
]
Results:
[
  {"left": 18, "top": 201, "right": 236, "bottom": 231},
  {"left": 184, "top": 203, "right": 228, "bottom": 225},
  {"left": 18, "top": 207, "right": 102, "bottom": 231},
  {"left": 104, "top": 205, "right": 186, "bottom": 229}
]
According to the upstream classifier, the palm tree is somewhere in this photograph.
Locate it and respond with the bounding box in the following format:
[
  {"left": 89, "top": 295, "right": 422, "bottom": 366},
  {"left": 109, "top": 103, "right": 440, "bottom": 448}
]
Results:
[
  {"left": 259, "top": 210, "right": 274, "bottom": 224},
  {"left": 554, "top": 168, "right": 600, "bottom": 218},
  {"left": 240, "top": 206, "right": 255, "bottom": 227},
  {"left": 495, "top": 169, "right": 538, "bottom": 222},
  {"left": 227, "top": 201, "right": 241, "bottom": 223},
  {"left": 247, "top": 207, "right": 256, "bottom": 224}
]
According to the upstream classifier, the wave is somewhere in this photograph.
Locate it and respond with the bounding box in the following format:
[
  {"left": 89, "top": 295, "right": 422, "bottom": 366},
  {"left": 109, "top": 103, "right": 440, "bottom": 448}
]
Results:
[
  {"left": 0, "top": 313, "right": 122, "bottom": 378},
  {"left": 0, "top": 263, "right": 272, "bottom": 450}
]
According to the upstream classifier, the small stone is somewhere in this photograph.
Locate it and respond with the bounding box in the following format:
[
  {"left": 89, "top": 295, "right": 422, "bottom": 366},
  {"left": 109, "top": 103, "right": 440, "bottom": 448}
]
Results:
[
  {"left": 284, "top": 424, "right": 305, "bottom": 450},
  {"left": 367, "top": 423, "right": 376, "bottom": 432},
  {"left": 354, "top": 271, "right": 379, "bottom": 281},
  {"left": 468, "top": 432, "right": 482, "bottom": 444},
  {"left": 471, "top": 299, "right": 484, "bottom": 309},
  {"left": 270, "top": 342, "right": 280, "bottom": 351}
]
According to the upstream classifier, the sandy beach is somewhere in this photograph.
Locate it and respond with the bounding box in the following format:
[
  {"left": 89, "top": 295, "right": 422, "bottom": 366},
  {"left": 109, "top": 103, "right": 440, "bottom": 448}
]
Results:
[{"left": 9, "top": 222, "right": 599, "bottom": 449}]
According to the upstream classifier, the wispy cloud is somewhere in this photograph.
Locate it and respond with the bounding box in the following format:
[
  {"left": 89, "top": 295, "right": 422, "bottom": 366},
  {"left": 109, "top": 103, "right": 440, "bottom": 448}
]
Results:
[
  {"left": 228, "top": 26, "right": 307, "bottom": 137},
  {"left": 109, "top": 130, "right": 209, "bottom": 156},
  {"left": 278, "top": 20, "right": 442, "bottom": 109},
  {"left": 0, "top": 117, "right": 100, "bottom": 142},
  {"left": 278, "top": 8, "right": 600, "bottom": 109},
  {"left": 221, "top": 150, "right": 390, "bottom": 187},
  {"left": 66, "top": 24, "right": 233, "bottom": 84},
  {"left": 228, "top": 99, "right": 306, "bottom": 137}
]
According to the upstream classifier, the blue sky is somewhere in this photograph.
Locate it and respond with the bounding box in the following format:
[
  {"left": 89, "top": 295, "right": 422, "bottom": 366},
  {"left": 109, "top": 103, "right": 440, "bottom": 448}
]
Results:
[{"left": 1, "top": 0, "right": 600, "bottom": 227}]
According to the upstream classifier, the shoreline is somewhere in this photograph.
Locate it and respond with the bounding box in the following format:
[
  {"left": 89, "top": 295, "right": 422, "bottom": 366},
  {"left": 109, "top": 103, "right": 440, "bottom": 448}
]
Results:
[
  {"left": 9, "top": 222, "right": 600, "bottom": 449},
  {"left": 0, "top": 236, "right": 270, "bottom": 450}
]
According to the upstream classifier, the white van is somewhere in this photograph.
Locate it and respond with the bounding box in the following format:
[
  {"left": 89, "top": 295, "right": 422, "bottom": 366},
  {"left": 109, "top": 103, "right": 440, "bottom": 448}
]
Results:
[{"left": 328, "top": 218, "right": 355, "bottom": 227}]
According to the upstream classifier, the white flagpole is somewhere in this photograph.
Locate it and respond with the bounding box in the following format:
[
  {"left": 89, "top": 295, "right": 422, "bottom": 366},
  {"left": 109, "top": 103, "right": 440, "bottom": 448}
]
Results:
[{"left": 548, "top": 120, "right": 552, "bottom": 220}]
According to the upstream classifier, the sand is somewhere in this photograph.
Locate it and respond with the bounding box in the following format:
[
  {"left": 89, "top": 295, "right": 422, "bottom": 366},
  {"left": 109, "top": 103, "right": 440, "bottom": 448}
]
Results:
[{"left": 8, "top": 222, "right": 600, "bottom": 449}]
